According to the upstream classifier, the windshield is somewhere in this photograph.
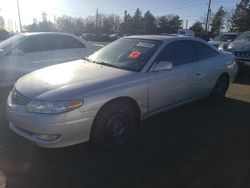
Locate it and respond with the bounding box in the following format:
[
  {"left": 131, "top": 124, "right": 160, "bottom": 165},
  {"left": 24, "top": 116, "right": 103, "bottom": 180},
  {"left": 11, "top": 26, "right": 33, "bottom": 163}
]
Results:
[
  {"left": 0, "top": 35, "right": 25, "bottom": 51},
  {"left": 213, "top": 34, "right": 237, "bottom": 42},
  {"left": 235, "top": 32, "right": 250, "bottom": 42},
  {"left": 87, "top": 38, "right": 161, "bottom": 72}
]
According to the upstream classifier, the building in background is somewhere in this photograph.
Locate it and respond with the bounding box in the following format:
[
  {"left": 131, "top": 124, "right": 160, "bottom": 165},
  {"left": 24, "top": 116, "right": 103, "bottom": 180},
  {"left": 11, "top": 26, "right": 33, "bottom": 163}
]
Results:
[{"left": 5, "top": 19, "right": 16, "bottom": 33}]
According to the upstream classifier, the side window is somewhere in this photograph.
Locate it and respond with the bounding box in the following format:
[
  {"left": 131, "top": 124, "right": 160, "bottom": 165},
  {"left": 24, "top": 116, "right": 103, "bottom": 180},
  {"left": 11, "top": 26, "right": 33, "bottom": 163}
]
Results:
[
  {"left": 192, "top": 41, "right": 219, "bottom": 60},
  {"left": 52, "top": 35, "right": 85, "bottom": 50},
  {"left": 158, "top": 40, "right": 197, "bottom": 66},
  {"left": 18, "top": 35, "right": 51, "bottom": 53}
]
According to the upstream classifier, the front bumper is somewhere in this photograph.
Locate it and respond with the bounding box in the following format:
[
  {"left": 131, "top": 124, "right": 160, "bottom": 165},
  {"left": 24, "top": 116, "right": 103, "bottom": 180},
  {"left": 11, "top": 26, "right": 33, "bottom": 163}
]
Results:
[
  {"left": 236, "top": 59, "right": 250, "bottom": 69},
  {"left": 6, "top": 93, "right": 98, "bottom": 148}
]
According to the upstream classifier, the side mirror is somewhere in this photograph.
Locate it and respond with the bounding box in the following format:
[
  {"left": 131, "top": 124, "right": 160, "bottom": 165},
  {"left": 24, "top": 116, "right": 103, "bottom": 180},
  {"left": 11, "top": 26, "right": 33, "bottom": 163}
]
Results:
[
  {"left": 10, "top": 49, "right": 24, "bottom": 56},
  {"left": 209, "top": 37, "right": 213, "bottom": 41},
  {"left": 152, "top": 61, "right": 173, "bottom": 72}
]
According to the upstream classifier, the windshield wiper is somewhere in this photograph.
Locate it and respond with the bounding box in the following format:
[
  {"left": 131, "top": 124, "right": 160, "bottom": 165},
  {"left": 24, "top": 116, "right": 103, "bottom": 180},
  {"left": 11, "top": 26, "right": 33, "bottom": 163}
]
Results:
[
  {"left": 85, "top": 57, "right": 118, "bottom": 68},
  {"left": 85, "top": 56, "right": 134, "bottom": 70},
  {"left": 85, "top": 56, "right": 95, "bottom": 63}
]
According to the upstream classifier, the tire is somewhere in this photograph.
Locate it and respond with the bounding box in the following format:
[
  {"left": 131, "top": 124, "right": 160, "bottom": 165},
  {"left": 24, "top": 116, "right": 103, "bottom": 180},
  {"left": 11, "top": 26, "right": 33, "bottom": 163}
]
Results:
[
  {"left": 90, "top": 100, "right": 136, "bottom": 149},
  {"left": 209, "top": 74, "right": 229, "bottom": 105},
  {"left": 0, "top": 87, "right": 12, "bottom": 123}
]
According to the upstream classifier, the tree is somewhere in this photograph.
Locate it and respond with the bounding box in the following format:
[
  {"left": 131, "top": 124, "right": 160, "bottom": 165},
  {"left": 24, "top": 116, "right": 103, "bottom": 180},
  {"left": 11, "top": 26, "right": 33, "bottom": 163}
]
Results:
[
  {"left": 230, "top": 0, "right": 250, "bottom": 32},
  {"left": 25, "top": 13, "right": 56, "bottom": 32},
  {"left": 224, "top": 8, "right": 234, "bottom": 31},
  {"left": 131, "top": 8, "right": 143, "bottom": 34},
  {"left": 210, "top": 6, "right": 225, "bottom": 36},
  {"left": 84, "top": 16, "right": 96, "bottom": 33},
  {"left": 56, "top": 15, "right": 75, "bottom": 34},
  {"left": 73, "top": 17, "right": 85, "bottom": 36},
  {"left": 157, "top": 15, "right": 182, "bottom": 34},
  {"left": 120, "top": 10, "right": 132, "bottom": 34},
  {"left": 0, "top": 16, "right": 4, "bottom": 30},
  {"left": 25, "top": 23, "right": 39, "bottom": 32},
  {"left": 190, "top": 21, "right": 205, "bottom": 38},
  {"left": 143, "top": 11, "right": 157, "bottom": 34}
]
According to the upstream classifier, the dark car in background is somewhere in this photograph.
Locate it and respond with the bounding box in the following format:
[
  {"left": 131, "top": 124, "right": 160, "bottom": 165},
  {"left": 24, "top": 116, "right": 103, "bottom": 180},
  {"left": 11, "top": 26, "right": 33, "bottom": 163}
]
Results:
[
  {"left": 224, "top": 31, "right": 250, "bottom": 69},
  {"left": 0, "top": 30, "right": 10, "bottom": 41}
]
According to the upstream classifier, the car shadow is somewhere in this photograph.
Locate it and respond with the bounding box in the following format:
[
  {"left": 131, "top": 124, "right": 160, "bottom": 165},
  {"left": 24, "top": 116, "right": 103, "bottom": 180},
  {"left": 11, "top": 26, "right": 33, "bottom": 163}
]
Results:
[{"left": 0, "top": 97, "right": 250, "bottom": 188}]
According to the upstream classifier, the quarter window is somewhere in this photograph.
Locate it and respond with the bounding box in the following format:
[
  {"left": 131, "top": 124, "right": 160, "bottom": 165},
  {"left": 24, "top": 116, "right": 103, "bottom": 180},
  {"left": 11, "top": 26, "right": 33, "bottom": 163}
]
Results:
[
  {"left": 51, "top": 35, "right": 85, "bottom": 50},
  {"left": 192, "top": 41, "right": 218, "bottom": 60}
]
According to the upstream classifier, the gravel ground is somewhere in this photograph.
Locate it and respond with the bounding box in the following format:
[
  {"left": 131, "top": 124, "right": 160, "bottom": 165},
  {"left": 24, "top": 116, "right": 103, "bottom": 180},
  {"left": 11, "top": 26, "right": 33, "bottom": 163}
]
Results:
[{"left": 0, "top": 71, "right": 250, "bottom": 188}]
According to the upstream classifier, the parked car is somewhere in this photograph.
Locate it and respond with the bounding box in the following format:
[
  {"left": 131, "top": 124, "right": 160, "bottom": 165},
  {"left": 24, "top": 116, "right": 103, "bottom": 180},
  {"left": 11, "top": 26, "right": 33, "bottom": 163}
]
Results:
[
  {"left": 0, "top": 32, "right": 101, "bottom": 89},
  {"left": 222, "top": 31, "right": 250, "bottom": 69},
  {"left": 6, "top": 35, "right": 237, "bottom": 149},
  {"left": 209, "top": 32, "right": 239, "bottom": 49},
  {"left": 0, "top": 29, "right": 10, "bottom": 41},
  {"left": 177, "top": 29, "right": 195, "bottom": 37}
]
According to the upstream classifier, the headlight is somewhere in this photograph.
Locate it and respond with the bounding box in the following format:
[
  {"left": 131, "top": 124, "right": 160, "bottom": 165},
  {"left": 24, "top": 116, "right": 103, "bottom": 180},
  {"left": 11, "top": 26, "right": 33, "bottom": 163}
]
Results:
[
  {"left": 218, "top": 44, "right": 225, "bottom": 51},
  {"left": 26, "top": 100, "right": 83, "bottom": 114}
]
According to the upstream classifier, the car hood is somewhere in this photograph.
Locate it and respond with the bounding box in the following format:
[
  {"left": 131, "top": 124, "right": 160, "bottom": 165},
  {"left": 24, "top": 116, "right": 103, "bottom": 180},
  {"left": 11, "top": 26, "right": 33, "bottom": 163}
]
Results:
[
  {"left": 228, "top": 41, "right": 250, "bottom": 52},
  {"left": 15, "top": 60, "right": 140, "bottom": 101}
]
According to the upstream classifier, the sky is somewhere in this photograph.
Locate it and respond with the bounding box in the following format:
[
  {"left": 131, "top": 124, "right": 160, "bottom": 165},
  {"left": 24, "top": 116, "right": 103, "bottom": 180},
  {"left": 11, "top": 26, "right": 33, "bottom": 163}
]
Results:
[{"left": 0, "top": 0, "right": 240, "bottom": 31}]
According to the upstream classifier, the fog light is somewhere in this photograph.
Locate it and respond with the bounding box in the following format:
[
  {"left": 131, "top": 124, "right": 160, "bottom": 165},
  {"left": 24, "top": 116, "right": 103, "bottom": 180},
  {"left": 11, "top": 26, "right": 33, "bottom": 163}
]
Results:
[{"left": 36, "top": 134, "right": 60, "bottom": 141}]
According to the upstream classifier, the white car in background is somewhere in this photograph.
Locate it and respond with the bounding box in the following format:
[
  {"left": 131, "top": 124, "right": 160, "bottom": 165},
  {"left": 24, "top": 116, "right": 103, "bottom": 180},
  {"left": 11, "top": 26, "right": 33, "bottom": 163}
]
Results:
[
  {"left": 0, "top": 32, "right": 101, "bottom": 88},
  {"left": 209, "top": 32, "right": 239, "bottom": 49}
]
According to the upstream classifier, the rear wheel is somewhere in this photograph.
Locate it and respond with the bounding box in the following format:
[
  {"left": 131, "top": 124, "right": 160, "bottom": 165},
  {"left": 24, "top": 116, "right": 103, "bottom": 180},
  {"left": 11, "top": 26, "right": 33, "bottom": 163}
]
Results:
[
  {"left": 209, "top": 74, "right": 229, "bottom": 104},
  {"left": 90, "top": 100, "right": 136, "bottom": 149}
]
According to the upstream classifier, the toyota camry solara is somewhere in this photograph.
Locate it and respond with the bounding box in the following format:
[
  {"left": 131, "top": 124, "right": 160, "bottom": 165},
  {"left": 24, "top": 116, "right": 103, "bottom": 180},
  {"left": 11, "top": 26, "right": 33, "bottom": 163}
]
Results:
[{"left": 6, "top": 35, "right": 238, "bottom": 148}]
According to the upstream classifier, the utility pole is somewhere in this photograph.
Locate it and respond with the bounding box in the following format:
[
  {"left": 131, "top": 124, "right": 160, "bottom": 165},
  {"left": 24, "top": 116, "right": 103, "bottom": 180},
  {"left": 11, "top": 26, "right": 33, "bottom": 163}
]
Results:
[
  {"left": 17, "top": 0, "right": 22, "bottom": 32},
  {"left": 205, "top": 0, "right": 212, "bottom": 35},
  {"left": 185, "top": 20, "right": 188, "bottom": 29}
]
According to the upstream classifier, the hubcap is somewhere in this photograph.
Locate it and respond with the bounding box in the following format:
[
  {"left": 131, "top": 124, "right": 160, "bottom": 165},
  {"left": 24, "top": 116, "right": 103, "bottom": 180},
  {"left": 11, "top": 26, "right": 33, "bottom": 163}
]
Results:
[{"left": 105, "top": 114, "right": 127, "bottom": 144}]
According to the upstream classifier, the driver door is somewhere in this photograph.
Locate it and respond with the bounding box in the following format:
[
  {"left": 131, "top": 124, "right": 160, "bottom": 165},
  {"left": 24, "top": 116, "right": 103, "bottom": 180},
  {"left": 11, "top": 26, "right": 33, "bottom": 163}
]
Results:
[{"left": 148, "top": 40, "right": 203, "bottom": 113}]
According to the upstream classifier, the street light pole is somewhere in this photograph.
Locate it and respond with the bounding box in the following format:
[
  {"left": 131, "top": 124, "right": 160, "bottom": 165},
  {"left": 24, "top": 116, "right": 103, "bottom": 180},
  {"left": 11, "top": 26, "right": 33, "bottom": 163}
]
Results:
[{"left": 17, "top": 0, "right": 22, "bottom": 32}]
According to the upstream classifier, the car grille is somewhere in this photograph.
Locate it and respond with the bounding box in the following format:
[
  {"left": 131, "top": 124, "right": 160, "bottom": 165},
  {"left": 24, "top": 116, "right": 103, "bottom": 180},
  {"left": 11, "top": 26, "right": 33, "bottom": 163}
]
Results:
[
  {"left": 234, "top": 51, "right": 250, "bottom": 59},
  {"left": 11, "top": 89, "right": 30, "bottom": 106}
]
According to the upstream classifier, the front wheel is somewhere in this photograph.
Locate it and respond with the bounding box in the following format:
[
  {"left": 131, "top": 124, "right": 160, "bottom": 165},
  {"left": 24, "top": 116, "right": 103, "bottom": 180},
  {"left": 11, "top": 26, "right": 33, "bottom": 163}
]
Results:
[
  {"left": 209, "top": 75, "right": 229, "bottom": 104},
  {"left": 90, "top": 100, "right": 136, "bottom": 149}
]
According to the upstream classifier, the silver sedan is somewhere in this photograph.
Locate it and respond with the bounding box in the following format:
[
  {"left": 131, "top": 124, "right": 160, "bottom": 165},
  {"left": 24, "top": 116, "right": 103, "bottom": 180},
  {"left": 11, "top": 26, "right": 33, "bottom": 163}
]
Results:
[{"left": 6, "top": 35, "right": 238, "bottom": 148}]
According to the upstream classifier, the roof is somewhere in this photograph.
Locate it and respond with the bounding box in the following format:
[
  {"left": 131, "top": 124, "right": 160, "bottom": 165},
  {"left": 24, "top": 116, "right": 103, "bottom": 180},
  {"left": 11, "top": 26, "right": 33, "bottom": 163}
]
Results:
[
  {"left": 125, "top": 34, "right": 192, "bottom": 41},
  {"left": 18, "top": 32, "right": 75, "bottom": 37}
]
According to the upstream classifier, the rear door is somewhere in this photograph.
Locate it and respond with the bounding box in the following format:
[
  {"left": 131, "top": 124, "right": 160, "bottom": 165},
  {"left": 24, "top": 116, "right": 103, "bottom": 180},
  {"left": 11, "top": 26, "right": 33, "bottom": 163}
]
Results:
[{"left": 148, "top": 40, "right": 202, "bottom": 112}]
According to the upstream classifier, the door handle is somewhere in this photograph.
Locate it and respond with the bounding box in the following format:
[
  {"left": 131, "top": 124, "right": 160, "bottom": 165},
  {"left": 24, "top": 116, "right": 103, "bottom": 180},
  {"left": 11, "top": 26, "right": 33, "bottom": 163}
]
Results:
[{"left": 195, "top": 72, "right": 201, "bottom": 76}]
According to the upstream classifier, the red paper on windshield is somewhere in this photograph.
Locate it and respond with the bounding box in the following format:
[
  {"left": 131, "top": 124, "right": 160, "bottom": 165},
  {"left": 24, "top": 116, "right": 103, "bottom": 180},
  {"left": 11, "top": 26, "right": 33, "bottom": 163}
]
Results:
[{"left": 128, "top": 51, "right": 141, "bottom": 59}]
